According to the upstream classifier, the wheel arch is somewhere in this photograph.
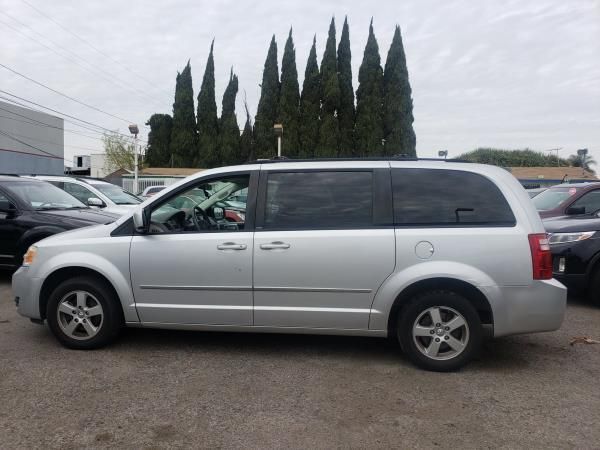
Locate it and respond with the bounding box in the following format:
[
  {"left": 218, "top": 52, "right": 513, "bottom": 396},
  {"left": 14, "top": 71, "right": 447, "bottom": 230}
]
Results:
[{"left": 384, "top": 277, "right": 494, "bottom": 337}]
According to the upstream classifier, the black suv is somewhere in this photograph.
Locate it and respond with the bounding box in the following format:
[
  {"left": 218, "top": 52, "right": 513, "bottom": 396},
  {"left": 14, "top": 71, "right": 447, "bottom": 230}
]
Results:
[
  {"left": 0, "top": 175, "right": 118, "bottom": 269},
  {"left": 544, "top": 213, "right": 600, "bottom": 304}
]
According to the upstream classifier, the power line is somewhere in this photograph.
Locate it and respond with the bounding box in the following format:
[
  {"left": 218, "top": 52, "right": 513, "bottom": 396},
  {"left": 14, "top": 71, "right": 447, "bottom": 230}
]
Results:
[
  {"left": 20, "top": 0, "right": 173, "bottom": 99},
  {"left": 0, "top": 13, "right": 168, "bottom": 110},
  {"left": 0, "top": 129, "right": 68, "bottom": 162},
  {"left": 0, "top": 127, "right": 101, "bottom": 152},
  {"left": 0, "top": 62, "right": 138, "bottom": 124},
  {"left": 0, "top": 90, "right": 147, "bottom": 143}
]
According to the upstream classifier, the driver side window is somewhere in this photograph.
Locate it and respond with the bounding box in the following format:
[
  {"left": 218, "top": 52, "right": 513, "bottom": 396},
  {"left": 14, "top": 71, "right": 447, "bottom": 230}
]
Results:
[
  {"left": 570, "top": 190, "right": 600, "bottom": 214},
  {"left": 148, "top": 174, "right": 250, "bottom": 234}
]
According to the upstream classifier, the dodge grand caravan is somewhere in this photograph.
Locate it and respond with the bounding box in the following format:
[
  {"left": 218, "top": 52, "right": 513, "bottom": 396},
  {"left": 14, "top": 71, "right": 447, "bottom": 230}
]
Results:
[{"left": 13, "top": 159, "right": 567, "bottom": 371}]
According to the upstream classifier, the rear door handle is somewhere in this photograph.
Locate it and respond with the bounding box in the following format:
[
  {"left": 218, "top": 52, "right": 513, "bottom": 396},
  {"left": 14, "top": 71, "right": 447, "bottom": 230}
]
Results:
[
  {"left": 217, "top": 242, "right": 247, "bottom": 250},
  {"left": 260, "top": 241, "right": 290, "bottom": 250}
]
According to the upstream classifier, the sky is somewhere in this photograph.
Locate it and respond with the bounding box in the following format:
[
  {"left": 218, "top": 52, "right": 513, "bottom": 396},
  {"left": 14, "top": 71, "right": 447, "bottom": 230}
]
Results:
[{"left": 1, "top": 0, "right": 599, "bottom": 166}]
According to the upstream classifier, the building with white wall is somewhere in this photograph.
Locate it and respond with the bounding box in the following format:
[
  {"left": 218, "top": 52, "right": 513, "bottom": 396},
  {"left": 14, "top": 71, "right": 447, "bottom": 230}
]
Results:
[{"left": 0, "top": 100, "right": 64, "bottom": 175}]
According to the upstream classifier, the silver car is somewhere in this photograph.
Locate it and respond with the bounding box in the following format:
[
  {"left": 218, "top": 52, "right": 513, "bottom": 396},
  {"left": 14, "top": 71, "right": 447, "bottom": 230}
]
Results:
[{"left": 13, "top": 160, "right": 566, "bottom": 371}]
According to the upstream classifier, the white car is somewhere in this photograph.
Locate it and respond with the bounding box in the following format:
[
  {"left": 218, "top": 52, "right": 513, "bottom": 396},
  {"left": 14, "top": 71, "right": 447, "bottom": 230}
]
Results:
[
  {"left": 30, "top": 176, "right": 142, "bottom": 216},
  {"left": 139, "top": 185, "right": 166, "bottom": 199}
]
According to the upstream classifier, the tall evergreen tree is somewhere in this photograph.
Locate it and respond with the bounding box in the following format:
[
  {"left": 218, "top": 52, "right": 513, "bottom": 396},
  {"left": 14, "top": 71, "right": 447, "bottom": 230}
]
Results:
[
  {"left": 354, "top": 20, "right": 384, "bottom": 156},
  {"left": 169, "top": 61, "right": 197, "bottom": 167},
  {"left": 219, "top": 69, "right": 241, "bottom": 166},
  {"left": 196, "top": 40, "right": 219, "bottom": 167},
  {"left": 337, "top": 16, "right": 355, "bottom": 156},
  {"left": 383, "top": 25, "right": 416, "bottom": 157},
  {"left": 240, "top": 101, "right": 254, "bottom": 162},
  {"left": 298, "top": 36, "right": 320, "bottom": 158},
  {"left": 145, "top": 113, "right": 173, "bottom": 167},
  {"left": 316, "top": 17, "right": 341, "bottom": 157},
  {"left": 277, "top": 28, "right": 300, "bottom": 157},
  {"left": 254, "top": 36, "right": 280, "bottom": 159}
]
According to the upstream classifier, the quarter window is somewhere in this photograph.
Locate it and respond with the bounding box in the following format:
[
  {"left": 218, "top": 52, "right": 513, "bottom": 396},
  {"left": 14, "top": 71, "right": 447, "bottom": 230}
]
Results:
[
  {"left": 263, "top": 171, "right": 373, "bottom": 229},
  {"left": 392, "top": 168, "right": 515, "bottom": 226}
]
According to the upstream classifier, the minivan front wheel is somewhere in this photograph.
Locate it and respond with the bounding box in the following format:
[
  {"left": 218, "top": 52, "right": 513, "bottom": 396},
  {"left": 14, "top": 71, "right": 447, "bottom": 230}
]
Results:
[
  {"left": 46, "top": 276, "right": 123, "bottom": 349},
  {"left": 397, "top": 290, "right": 482, "bottom": 371}
]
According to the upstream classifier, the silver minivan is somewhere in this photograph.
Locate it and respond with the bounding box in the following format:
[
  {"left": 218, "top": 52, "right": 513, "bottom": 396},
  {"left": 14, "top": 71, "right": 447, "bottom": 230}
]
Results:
[{"left": 13, "top": 160, "right": 566, "bottom": 371}]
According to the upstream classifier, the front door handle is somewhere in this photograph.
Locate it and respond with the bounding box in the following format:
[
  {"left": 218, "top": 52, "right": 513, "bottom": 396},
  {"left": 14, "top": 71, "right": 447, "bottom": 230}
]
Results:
[
  {"left": 217, "top": 242, "right": 247, "bottom": 250},
  {"left": 260, "top": 241, "right": 290, "bottom": 250}
]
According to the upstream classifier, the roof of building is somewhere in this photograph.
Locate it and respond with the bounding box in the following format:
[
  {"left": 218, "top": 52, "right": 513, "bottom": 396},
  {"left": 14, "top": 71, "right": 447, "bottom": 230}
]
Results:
[{"left": 508, "top": 166, "right": 597, "bottom": 181}]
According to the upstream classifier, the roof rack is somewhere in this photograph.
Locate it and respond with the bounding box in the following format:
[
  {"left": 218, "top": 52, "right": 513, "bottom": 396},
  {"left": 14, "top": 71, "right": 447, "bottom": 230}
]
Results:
[{"left": 247, "top": 156, "right": 470, "bottom": 164}]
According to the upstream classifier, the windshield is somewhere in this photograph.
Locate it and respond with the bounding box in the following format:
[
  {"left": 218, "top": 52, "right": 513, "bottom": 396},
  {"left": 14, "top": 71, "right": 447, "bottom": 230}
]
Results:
[
  {"left": 91, "top": 183, "right": 141, "bottom": 205},
  {"left": 533, "top": 187, "right": 579, "bottom": 211},
  {"left": 6, "top": 181, "right": 87, "bottom": 210}
]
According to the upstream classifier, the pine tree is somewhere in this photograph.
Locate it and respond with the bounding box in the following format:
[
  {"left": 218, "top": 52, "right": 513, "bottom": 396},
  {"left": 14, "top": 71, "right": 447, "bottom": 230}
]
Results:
[
  {"left": 145, "top": 113, "right": 173, "bottom": 167},
  {"left": 219, "top": 69, "right": 241, "bottom": 166},
  {"left": 354, "top": 20, "right": 384, "bottom": 156},
  {"left": 196, "top": 40, "right": 219, "bottom": 167},
  {"left": 254, "top": 36, "right": 280, "bottom": 159},
  {"left": 316, "top": 17, "right": 341, "bottom": 157},
  {"left": 169, "top": 61, "right": 197, "bottom": 167},
  {"left": 240, "top": 100, "right": 254, "bottom": 162},
  {"left": 383, "top": 25, "right": 416, "bottom": 157},
  {"left": 278, "top": 28, "right": 300, "bottom": 157},
  {"left": 298, "top": 36, "right": 320, "bottom": 158},
  {"left": 337, "top": 16, "right": 355, "bottom": 156}
]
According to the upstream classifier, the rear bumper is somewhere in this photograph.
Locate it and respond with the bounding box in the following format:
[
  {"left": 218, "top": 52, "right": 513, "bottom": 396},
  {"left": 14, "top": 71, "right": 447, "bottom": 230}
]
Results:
[
  {"left": 12, "top": 267, "right": 42, "bottom": 320},
  {"left": 484, "top": 278, "right": 567, "bottom": 337}
]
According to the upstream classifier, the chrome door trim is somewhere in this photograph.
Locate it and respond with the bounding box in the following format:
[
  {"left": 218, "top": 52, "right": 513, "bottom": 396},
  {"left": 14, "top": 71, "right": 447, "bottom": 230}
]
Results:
[
  {"left": 254, "top": 306, "right": 371, "bottom": 313},
  {"left": 139, "top": 285, "right": 251, "bottom": 291},
  {"left": 254, "top": 286, "right": 372, "bottom": 293},
  {"left": 136, "top": 303, "right": 252, "bottom": 310}
]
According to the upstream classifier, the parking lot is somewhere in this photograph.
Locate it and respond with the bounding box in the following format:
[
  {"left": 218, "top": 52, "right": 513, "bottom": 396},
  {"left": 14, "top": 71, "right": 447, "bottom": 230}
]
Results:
[{"left": 0, "top": 272, "right": 599, "bottom": 449}]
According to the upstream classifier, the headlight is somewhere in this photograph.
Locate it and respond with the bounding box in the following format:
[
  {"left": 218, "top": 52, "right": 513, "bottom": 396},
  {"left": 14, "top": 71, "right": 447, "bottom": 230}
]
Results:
[
  {"left": 22, "top": 246, "right": 38, "bottom": 266},
  {"left": 548, "top": 231, "right": 595, "bottom": 245}
]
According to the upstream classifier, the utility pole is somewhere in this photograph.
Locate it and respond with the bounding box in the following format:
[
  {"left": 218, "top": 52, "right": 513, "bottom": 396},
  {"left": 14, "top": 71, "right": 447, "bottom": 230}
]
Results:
[
  {"left": 577, "top": 148, "right": 589, "bottom": 176},
  {"left": 129, "top": 124, "right": 139, "bottom": 193},
  {"left": 544, "top": 148, "right": 562, "bottom": 167},
  {"left": 273, "top": 124, "right": 283, "bottom": 157}
]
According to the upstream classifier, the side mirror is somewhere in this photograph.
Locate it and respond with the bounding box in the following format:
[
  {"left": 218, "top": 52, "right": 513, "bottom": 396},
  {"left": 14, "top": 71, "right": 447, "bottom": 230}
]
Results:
[
  {"left": 213, "top": 207, "right": 224, "bottom": 220},
  {"left": 132, "top": 208, "right": 148, "bottom": 233},
  {"left": 566, "top": 206, "right": 585, "bottom": 215},
  {"left": 0, "top": 199, "right": 17, "bottom": 217},
  {"left": 87, "top": 197, "right": 105, "bottom": 207}
]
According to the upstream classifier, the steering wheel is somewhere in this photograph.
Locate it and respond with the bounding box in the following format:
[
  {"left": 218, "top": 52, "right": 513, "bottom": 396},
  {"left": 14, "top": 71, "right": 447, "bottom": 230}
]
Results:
[{"left": 192, "top": 205, "right": 217, "bottom": 230}]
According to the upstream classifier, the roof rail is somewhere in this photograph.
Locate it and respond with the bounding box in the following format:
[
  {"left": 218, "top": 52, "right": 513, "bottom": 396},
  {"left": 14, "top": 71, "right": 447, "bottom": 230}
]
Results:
[{"left": 246, "top": 156, "right": 471, "bottom": 164}]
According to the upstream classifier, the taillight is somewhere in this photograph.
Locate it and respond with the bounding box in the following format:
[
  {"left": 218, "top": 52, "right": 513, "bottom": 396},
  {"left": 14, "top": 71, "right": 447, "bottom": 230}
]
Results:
[{"left": 528, "top": 233, "right": 552, "bottom": 280}]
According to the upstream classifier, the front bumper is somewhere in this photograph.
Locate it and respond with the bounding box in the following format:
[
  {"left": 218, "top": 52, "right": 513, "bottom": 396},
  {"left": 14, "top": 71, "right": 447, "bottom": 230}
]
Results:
[
  {"left": 485, "top": 278, "right": 567, "bottom": 337},
  {"left": 12, "top": 267, "right": 43, "bottom": 320}
]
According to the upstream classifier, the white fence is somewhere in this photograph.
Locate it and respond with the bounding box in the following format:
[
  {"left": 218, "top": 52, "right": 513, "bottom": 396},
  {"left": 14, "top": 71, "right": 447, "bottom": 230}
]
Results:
[{"left": 122, "top": 177, "right": 182, "bottom": 194}]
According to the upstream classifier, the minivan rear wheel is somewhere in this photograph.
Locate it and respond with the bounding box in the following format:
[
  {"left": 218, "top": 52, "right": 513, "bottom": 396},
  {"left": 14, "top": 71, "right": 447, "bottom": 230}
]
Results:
[
  {"left": 397, "top": 290, "right": 482, "bottom": 372},
  {"left": 46, "top": 276, "right": 123, "bottom": 349}
]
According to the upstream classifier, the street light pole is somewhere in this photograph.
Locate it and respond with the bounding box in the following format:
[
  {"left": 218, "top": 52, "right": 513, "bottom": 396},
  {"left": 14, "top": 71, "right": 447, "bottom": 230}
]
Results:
[
  {"left": 274, "top": 124, "right": 283, "bottom": 158},
  {"left": 577, "top": 148, "right": 588, "bottom": 176},
  {"left": 129, "top": 124, "right": 140, "bottom": 193}
]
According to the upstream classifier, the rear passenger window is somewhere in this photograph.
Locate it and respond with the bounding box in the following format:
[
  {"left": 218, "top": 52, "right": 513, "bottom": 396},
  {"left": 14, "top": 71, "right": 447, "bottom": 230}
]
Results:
[
  {"left": 263, "top": 171, "right": 373, "bottom": 229},
  {"left": 392, "top": 168, "right": 515, "bottom": 226}
]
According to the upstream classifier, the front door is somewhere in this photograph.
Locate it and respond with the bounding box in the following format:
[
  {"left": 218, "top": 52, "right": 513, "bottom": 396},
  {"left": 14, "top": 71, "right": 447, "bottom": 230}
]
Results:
[
  {"left": 130, "top": 171, "right": 256, "bottom": 325},
  {"left": 253, "top": 168, "right": 396, "bottom": 330}
]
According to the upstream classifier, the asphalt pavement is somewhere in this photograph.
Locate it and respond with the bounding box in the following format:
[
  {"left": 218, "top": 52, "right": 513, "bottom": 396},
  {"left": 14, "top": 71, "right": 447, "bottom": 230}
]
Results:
[{"left": 1, "top": 271, "right": 599, "bottom": 449}]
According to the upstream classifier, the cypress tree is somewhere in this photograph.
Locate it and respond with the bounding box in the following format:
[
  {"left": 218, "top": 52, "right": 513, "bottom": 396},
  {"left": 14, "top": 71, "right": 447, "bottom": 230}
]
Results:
[
  {"left": 219, "top": 69, "right": 241, "bottom": 166},
  {"left": 254, "top": 36, "right": 280, "bottom": 159},
  {"left": 383, "top": 25, "right": 416, "bottom": 157},
  {"left": 278, "top": 28, "right": 300, "bottom": 157},
  {"left": 315, "top": 17, "right": 341, "bottom": 157},
  {"left": 169, "top": 61, "right": 197, "bottom": 167},
  {"left": 337, "top": 16, "right": 355, "bottom": 156},
  {"left": 240, "top": 102, "right": 254, "bottom": 162},
  {"left": 298, "top": 36, "right": 320, "bottom": 158},
  {"left": 145, "top": 113, "right": 173, "bottom": 167},
  {"left": 196, "top": 40, "right": 219, "bottom": 167},
  {"left": 354, "top": 20, "right": 384, "bottom": 156}
]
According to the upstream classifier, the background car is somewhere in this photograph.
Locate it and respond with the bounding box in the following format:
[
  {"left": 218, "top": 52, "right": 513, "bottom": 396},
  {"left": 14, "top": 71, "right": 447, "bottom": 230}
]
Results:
[
  {"left": 544, "top": 213, "right": 600, "bottom": 305},
  {"left": 139, "top": 185, "right": 166, "bottom": 199},
  {"left": 0, "top": 175, "right": 118, "bottom": 269},
  {"left": 533, "top": 182, "right": 600, "bottom": 218},
  {"left": 527, "top": 187, "right": 547, "bottom": 198},
  {"left": 31, "top": 176, "right": 142, "bottom": 216}
]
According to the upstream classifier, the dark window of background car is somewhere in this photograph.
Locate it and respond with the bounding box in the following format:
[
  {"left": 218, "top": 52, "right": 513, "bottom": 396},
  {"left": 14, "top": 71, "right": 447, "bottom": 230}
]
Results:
[
  {"left": 391, "top": 168, "right": 515, "bottom": 226},
  {"left": 569, "top": 190, "right": 600, "bottom": 214},
  {"left": 263, "top": 171, "right": 373, "bottom": 230}
]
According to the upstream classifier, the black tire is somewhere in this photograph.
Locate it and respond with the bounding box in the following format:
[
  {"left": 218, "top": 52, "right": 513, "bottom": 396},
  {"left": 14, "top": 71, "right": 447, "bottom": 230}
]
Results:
[
  {"left": 46, "top": 276, "right": 123, "bottom": 349},
  {"left": 397, "top": 290, "right": 482, "bottom": 372},
  {"left": 587, "top": 268, "right": 600, "bottom": 306}
]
